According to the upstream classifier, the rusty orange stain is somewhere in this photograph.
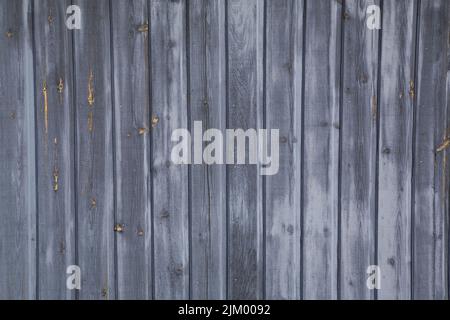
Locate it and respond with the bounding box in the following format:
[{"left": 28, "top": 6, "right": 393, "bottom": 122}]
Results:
[
  {"left": 409, "top": 80, "right": 415, "bottom": 99},
  {"left": 437, "top": 138, "right": 450, "bottom": 153},
  {"left": 43, "top": 81, "right": 48, "bottom": 134},
  {"left": 53, "top": 167, "right": 59, "bottom": 192},
  {"left": 88, "top": 70, "right": 94, "bottom": 107},
  {"left": 138, "top": 127, "right": 148, "bottom": 135},
  {"left": 138, "top": 23, "right": 149, "bottom": 33}
]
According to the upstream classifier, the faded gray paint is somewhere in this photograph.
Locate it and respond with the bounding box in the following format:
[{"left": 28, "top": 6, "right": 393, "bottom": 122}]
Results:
[{"left": 0, "top": 0, "right": 449, "bottom": 300}]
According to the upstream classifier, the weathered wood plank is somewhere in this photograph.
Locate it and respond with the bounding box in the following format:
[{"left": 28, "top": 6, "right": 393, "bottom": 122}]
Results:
[
  {"left": 413, "top": 0, "right": 449, "bottom": 300},
  {"left": 0, "top": 0, "right": 36, "bottom": 300},
  {"left": 33, "top": 0, "right": 76, "bottom": 300},
  {"left": 377, "top": 0, "right": 416, "bottom": 300},
  {"left": 150, "top": 0, "right": 189, "bottom": 299},
  {"left": 227, "top": 0, "right": 264, "bottom": 299},
  {"left": 340, "top": 0, "right": 379, "bottom": 300},
  {"left": 447, "top": 5, "right": 450, "bottom": 300},
  {"left": 72, "top": 0, "right": 115, "bottom": 299},
  {"left": 264, "top": 0, "right": 303, "bottom": 300},
  {"left": 302, "top": 0, "right": 342, "bottom": 300},
  {"left": 111, "top": 0, "right": 152, "bottom": 300},
  {"left": 188, "top": 0, "right": 227, "bottom": 299}
]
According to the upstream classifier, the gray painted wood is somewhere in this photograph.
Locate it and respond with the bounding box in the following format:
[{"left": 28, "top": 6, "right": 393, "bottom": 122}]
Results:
[
  {"left": 264, "top": 0, "right": 303, "bottom": 300},
  {"left": 413, "top": 0, "right": 449, "bottom": 300},
  {"left": 340, "top": 0, "right": 379, "bottom": 300},
  {"left": 227, "top": 0, "right": 264, "bottom": 299},
  {"left": 150, "top": 0, "right": 189, "bottom": 299},
  {"left": 188, "top": 0, "right": 227, "bottom": 300},
  {"left": 0, "top": 0, "right": 450, "bottom": 300},
  {"left": 111, "top": 0, "right": 152, "bottom": 300},
  {"left": 33, "top": 0, "right": 76, "bottom": 300},
  {"left": 72, "top": 0, "right": 115, "bottom": 299},
  {"left": 302, "top": 0, "right": 342, "bottom": 300},
  {"left": 377, "top": 0, "right": 416, "bottom": 300},
  {"left": 0, "top": 0, "right": 36, "bottom": 300}
]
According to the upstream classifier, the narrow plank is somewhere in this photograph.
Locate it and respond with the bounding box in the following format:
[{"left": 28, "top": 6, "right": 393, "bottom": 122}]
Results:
[
  {"left": 188, "top": 0, "right": 227, "bottom": 299},
  {"left": 264, "top": 0, "right": 303, "bottom": 300},
  {"left": 377, "top": 0, "right": 416, "bottom": 300},
  {"left": 227, "top": 0, "right": 264, "bottom": 299},
  {"left": 72, "top": 0, "right": 115, "bottom": 299},
  {"left": 33, "top": 0, "right": 76, "bottom": 299},
  {"left": 340, "top": 0, "right": 379, "bottom": 300},
  {"left": 447, "top": 6, "right": 450, "bottom": 299},
  {"left": 0, "top": 0, "right": 36, "bottom": 300},
  {"left": 302, "top": 0, "right": 342, "bottom": 299},
  {"left": 111, "top": 0, "right": 152, "bottom": 300},
  {"left": 150, "top": 0, "right": 189, "bottom": 299},
  {"left": 413, "top": 0, "right": 449, "bottom": 300}
]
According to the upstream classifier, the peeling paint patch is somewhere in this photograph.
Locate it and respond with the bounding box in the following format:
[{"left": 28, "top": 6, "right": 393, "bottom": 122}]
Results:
[
  {"left": 5, "top": 30, "right": 13, "bottom": 38},
  {"left": 88, "top": 111, "right": 93, "bottom": 133},
  {"left": 53, "top": 167, "right": 59, "bottom": 192},
  {"left": 114, "top": 224, "right": 124, "bottom": 233},
  {"left": 437, "top": 137, "right": 450, "bottom": 153},
  {"left": 88, "top": 70, "right": 94, "bottom": 107},
  {"left": 409, "top": 80, "right": 415, "bottom": 99},
  {"left": 43, "top": 81, "right": 49, "bottom": 134},
  {"left": 151, "top": 115, "right": 159, "bottom": 128},
  {"left": 138, "top": 127, "right": 148, "bottom": 135},
  {"left": 90, "top": 197, "right": 97, "bottom": 208},
  {"left": 138, "top": 23, "right": 149, "bottom": 33},
  {"left": 101, "top": 287, "right": 108, "bottom": 298},
  {"left": 57, "top": 78, "right": 64, "bottom": 93}
]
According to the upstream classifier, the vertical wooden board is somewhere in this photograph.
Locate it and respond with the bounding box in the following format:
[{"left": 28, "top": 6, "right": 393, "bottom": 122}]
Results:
[
  {"left": 340, "top": 0, "right": 379, "bottom": 300},
  {"left": 150, "top": 0, "right": 189, "bottom": 299},
  {"left": 111, "top": 0, "right": 152, "bottom": 300},
  {"left": 72, "top": 0, "right": 115, "bottom": 299},
  {"left": 264, "top": 0, "right": 303, "bottom": 300},
  {"left": 33, "top": 0, "right": 76, "bottom": 299},
  {"left": 302, "top": 0, "right": 341, "bottom": 299},
  {"left": 227, "top": 0, "right": 264, "bottom": 299},
  {"left": 413, "top": 0, "right": 449, "bottom": 300},
  {"left": 377, "top": 0, "right": 416, "bottom": 300},
  {"left": 0, "top": 0, "right": 36, "bottom": 300},
  {"left": 447, "top": 6, "right": 450, "bottom": 301},
  {"left": 188, "top": 0, "right": 227, "bottom": 299}
]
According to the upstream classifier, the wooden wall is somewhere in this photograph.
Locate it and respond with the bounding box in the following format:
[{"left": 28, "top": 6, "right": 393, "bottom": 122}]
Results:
[{"left": 0, "top": 0, "right": 449, "bottom": 300}]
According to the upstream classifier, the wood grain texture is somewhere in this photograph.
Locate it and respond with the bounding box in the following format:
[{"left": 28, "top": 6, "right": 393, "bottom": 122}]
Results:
[
  {"left": 0, "top": 0, "right": 36, "bottom": 300},
  {"left": 111, "top": 0, "right": 152, "bottom": 300},
  {"left": 302, "top": 0, "right": 342, "bottom": 300},
  {"left": 377, "top": 0, "right": 416, "bottom": 300},
  {"left": 264, "top": 0, "right": 303, "bottom": 300},
  {"left": 33, "top": 0, "right": 76, "bottom": 300},
  {"left": 226, "top": 0, "right": 264, "bottom": 299},
  {"left": 0, "top": 0, "right": 449, "bottom": 300},
  {"left": 72, "top": 0, "right": 115, "bottom": 300},
  {"left": 150, "top": 0, "right": 189, "bottom": 299},
  {"left": 413, "top": 0, "right": 449, "bottom": 300},
  {"left": 188, "top": 0, "right": 227, "bottom": 299},
  {"left": 340, "top": 0, "right": 379, "bottom": 300}
]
